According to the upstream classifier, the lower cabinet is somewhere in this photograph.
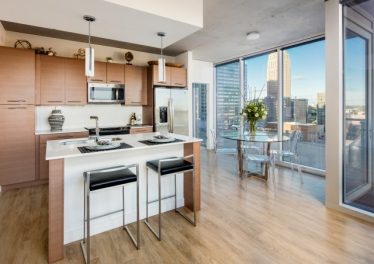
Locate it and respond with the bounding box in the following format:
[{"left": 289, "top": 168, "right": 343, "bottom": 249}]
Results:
[
  {"left": 37, "top": 132, "right": 88, "bottom": 180},
  {"left": 129, "top": 126, "right": 153, "bottom": 134},
  {"left": 0, "top": 105, "right": 35, "bottom": 186}
]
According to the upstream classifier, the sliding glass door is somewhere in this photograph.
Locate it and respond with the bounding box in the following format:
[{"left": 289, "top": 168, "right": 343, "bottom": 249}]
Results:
[{"left": 343, "top": 1, "right": 374, "bottom": 213}]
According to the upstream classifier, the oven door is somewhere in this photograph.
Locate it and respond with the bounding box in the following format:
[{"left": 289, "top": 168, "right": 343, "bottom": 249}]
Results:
[{"left": 88, "top": 83, "right": 125, "bottom": 103}]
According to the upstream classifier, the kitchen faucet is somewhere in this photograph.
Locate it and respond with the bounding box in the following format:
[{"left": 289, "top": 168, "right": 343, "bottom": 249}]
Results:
[{"left": 90, "top": 116, "right": 100, "bottom": 142}]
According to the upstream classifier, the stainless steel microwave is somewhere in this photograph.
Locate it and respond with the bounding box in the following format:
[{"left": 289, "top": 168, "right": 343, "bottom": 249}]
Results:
[{"left": 88, "top": 83, "right": 125, "bottom": 104}]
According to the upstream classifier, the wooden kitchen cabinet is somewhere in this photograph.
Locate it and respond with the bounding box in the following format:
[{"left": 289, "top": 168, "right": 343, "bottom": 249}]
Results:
[
  {"left": 125, "top": 65, "right": 147, "bottom": 105},
  {"left": 0, "top": 47, "right": 35, "bottom": 104},
  {"left": 129, "top": 126, "right": 153, "bottom": 134},
  {"left": 0, "top": 105, "right": 35, "bottom": 186},
  {"left": 88, "top": 61, "right": 107, "bottom": 83},
  {"left": 38, "top": 132, "right": 88, "bottom": 180},
  {"left": 38, "top": 56, "right": 66, "bottom": 105},
  {"left": 64, "top": 58, "right": 86, "bottom": 105},
  {"left": 152, "top": 65, "right": 171, "bottom": 86},
  {"left": 170, "top": 67, "right": 187, "bottom": 87},
  {"left": 107, "top": 63, "right": 125, "bottom": 84}
]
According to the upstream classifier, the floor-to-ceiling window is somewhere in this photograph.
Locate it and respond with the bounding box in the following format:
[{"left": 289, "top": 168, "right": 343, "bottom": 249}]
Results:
[
  {"left": 281, "top": 40, "right": 326, "bottom": 170},
  {"left": 243, "top": 51, "right": 279, "bottom": 132},
  {"left": 342, "top": 0, "right": 374, "bottom": 213},
  {"left": 215, "top": 61, "right": 241, "bottom": 150}
]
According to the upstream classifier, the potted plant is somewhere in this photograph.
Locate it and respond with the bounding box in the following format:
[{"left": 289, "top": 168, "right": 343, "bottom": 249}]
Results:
[{"left": 241, "top": 99, "right": 267, "bottom": 135}]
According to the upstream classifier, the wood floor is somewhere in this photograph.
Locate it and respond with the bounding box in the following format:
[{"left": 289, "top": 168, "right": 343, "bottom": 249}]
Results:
[{"left": 1, "top": 150, "right": 374, "bottom": 263}]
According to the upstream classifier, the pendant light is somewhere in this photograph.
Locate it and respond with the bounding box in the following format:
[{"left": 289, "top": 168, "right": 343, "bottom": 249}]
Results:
[
  {"left": 84, "top": 15, "right": 96, "bottom": 77},
  {"left": 157, "top": 32, "right": 166, "bottom": 83}
]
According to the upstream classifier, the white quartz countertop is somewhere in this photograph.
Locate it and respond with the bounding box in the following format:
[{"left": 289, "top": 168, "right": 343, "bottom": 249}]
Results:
[
  {"left": 46, "top": 133, "right": 202, "bottom": 160},
  {"left": 35, "top": 128, "right": 87, "bottom": 135}
]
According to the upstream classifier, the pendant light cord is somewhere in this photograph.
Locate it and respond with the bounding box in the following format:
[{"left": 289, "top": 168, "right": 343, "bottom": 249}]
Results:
[
  {"left": 160, "top": 35, "right": 163, "bottom": 59},
  {"left": 88, "top": 20, "right": 91, "bottom": 48}
]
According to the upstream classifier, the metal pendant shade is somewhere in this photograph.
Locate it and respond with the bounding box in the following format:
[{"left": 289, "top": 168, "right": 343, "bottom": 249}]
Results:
[
  {"left": 157, "top": 32, "right": 166, "bottom": 83},
  {"left": 84, "top": 15, "right": 96, "bottom": 77}
]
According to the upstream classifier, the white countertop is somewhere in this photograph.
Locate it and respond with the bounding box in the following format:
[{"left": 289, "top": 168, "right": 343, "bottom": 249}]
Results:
[
  {"left": 46, "top": 133, "right": 201, "bottom": 160},
  {"left": 35, "top": 128, "right": 87, "bottom": 135}
]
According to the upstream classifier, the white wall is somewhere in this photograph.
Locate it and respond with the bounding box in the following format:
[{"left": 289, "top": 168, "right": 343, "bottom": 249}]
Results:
[
  {"left": 36, "top": 105, "right": 142, "bottom": 131},
  {"left": 4, "top": 31, "right": 175, "bottom": 65},
  {"left": 0, "top": 22, "right": 5, "bottom": 45}
]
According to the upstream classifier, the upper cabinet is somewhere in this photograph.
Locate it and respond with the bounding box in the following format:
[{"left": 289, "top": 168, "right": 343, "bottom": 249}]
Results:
[
  {"left": 37, "top": 56, "right": 86, "bottom": 105},
  {"left": 38, "top": 56, "right": 66, "bottom": 105},
  {"left": 170, "top": 67, "right": 187, "bottom": 87},
  {"left": 107, "top": 63, "right": 125, "bottom": 84},
  {"left": 64, "top": 59, "right": 86, "bottom": 105},
  {"left": 151, "top": 65, "right": 186, "bottom": 87},
  {"left": 125, "top": 65, "right": 147, "bottom": 106},
  {"left": 0, "top": 47, "right": 35, "bottom": 105},
  {"left": 88, "top": 62, "right": 124, "bottom": 84},
  {"left": 152, "top": 65, "right": 171, "bottom": 86},
  {"left": 88, "top": 61, "right": 107, "bottom": 83}
]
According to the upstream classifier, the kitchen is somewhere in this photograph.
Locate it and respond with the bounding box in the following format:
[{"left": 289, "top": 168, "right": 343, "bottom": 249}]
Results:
[{"left": 0, "top": 2, "right": 205, "bottom": 262}]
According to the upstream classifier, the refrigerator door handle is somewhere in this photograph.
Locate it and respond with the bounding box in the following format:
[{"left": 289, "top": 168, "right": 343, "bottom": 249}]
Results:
[
  {"left": 167, "top": 99, "right": 171, "bottom": 133},
  {"left": 169, "top": 99, "right": 174, "bottom": 133}
]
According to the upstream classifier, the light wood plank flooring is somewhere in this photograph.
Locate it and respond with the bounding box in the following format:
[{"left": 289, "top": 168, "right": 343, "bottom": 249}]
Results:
[{"left": 1, "top": 150, "right": 374, "bottom": 263}]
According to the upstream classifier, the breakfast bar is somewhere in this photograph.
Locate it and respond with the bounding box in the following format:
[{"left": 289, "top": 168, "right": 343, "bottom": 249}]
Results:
[{"left": 46, "top": 133, "right": 201, "bottom": 263}]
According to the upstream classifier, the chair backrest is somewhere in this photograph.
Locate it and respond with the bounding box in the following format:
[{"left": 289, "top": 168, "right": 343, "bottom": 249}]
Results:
[
  {"left": 209, "top": 128, "right": 217, "bottom": 152},
  {"left": 289, "top": 130, "right": 302, "bottom": 154}
]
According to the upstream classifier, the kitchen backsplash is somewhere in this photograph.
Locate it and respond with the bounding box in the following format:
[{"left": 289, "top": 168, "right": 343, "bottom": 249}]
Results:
[{"left": 36, "top": 105, "right": 143, "bottom": 131}]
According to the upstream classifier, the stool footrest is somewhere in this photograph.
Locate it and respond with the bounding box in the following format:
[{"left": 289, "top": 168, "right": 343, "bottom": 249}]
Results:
[
  {"left": 86, "top": 208, "right": 124, "bottom": 221},
  {"left": 147, "top": 194, "right": 176, "bottom": 204}
]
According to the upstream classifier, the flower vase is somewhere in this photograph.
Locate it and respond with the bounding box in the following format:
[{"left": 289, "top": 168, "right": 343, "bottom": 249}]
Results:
[{"left": 249, "top": 121, "right": 256, "bottom": 135}]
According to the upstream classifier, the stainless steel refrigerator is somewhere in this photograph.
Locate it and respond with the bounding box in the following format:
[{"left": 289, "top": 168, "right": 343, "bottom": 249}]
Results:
[{"left": 154, "top": 87, "right": 189, "bottom": 136}]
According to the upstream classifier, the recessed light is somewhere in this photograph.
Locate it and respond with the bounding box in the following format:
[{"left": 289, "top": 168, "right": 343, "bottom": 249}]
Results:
[{"left": 246, "top": 31, "right": 260, "bottom": 40}]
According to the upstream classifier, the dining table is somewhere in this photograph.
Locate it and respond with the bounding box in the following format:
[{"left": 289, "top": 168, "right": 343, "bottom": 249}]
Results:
[{"left": 223, "top": 131, "right": 289, "bottom": 181}]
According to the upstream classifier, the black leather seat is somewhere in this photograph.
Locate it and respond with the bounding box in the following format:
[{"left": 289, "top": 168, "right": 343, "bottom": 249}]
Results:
[
  {"left": 146, "top": 157, "right": 194, "bottom": 175},
  {"left": 86, "top": 166, "right": 137, "bottom": 191}
]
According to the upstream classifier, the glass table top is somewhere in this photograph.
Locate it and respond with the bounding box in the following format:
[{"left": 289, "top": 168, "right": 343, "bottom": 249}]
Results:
[{"left": 222, "top": 131, "right": 289, "bottom": 143}]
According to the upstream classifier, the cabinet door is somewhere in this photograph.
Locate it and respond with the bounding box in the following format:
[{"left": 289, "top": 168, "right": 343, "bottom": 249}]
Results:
[
  {"left": 88, "top": 61, "right": 107, "bottom": 83},
  {"left": 125, "top": 65, "right": 147, "bottom": 105},
  {"left": 0, "top": 105, "right": 35, "bottom": 185},
  {"left": 130, "top": 127, "right": 153, "bottom": 134},
  {"left": 64, "top": 59, "right": 87, "bottom": 105},
  {"left": 39, "top": 56, "right": 65, "bottom": 105},
  {"left": 107, "top": 63, "right": 125, "bottom": 84},
  {"left": 0, "top": 47, "right": 35, "bottom": 104},
  {"left": 152, "top": 65, "right": 171, "bottom": 86},
  {"left": 171, "top": 67, "right": 187, "bottom": 87}
]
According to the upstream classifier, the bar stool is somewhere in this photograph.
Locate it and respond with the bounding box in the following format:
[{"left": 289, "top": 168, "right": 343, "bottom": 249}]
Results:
[
  {"left": 81, "top": 165, "right": 140, "bottom": 264},
  {"left": 144, "top": 155, "right": 196, "bottom": 241}
]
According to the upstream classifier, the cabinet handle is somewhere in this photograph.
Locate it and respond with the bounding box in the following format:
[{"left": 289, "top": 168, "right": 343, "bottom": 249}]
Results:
[
  {"left": 174, "top": 83, "right": 184, "bottom": 85},
  {"left": 8, "top": 107, "right": 27, "bottom": 109},
  {"left": 91, "top": 79, "right": 104, "bottom": 82},
  {"left": 48, "top": 100, "right": 63, "bottom": 103},
  {"left": 110, "top": 80, "right": 122, "bottom": 83},
  {"left": 68, "top": 100, "right": 82, "bottom": 103},
  {"left": 7, "top": 100, "right": 26, "bottom": 102},
  {"left": 131, "top": 101, "right": 142, "bottom": 103}
]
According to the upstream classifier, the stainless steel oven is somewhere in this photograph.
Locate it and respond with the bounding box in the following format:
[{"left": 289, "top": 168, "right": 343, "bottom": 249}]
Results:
[{"left": 88, "top": 83, "right": 125, "bottom": 104}]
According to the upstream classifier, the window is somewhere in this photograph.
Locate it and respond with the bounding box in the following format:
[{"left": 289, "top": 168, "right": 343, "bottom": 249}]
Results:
[
  {"left": 244, "top": 51, "right": 279, "bottom": 132},
  {"left": 282, "top": 40, "right": 326, "bottom": 170},
  {"left": 215, "top": 61, "right": 240, "bottom": 150}
]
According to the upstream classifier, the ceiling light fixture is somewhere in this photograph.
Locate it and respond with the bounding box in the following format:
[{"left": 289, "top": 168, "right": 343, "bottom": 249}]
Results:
[
  {"left": 246, "top": 31, "right": 260, "bottom": 41},
  {"left": 157, "top": 32, "right": 166, "bottom": 83},
  {"left": 84, "top": 15, "right": 96, "bottom": 77}
]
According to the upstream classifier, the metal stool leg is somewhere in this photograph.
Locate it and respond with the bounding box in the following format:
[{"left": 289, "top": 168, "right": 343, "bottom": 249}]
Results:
[
  {"left": 122, "top": 186, "right": 125, "bottom": 228},
  {"left": 176, "top": 170, "right": 196, "bottom": 226},
  {"left": 80, "top": 175, "right": 90, "bottom": 264},
  {"left": 174, "top": 174, "right": 177, "bottom": 212}
]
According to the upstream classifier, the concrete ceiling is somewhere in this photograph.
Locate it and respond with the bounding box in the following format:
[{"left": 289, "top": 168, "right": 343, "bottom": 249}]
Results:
[{"left": 165, "top": 0, "right": 325, "bottom": 63}]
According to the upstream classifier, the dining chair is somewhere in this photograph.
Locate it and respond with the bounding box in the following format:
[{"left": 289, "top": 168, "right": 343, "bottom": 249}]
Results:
[{"left": 270, "top": 130, "right": 303, "bottom": 183}]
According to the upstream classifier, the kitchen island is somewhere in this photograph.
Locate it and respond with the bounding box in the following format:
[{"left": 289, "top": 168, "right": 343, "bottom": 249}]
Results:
[{"left": 46, "top": 133, "right": 201, "bottom": 263}]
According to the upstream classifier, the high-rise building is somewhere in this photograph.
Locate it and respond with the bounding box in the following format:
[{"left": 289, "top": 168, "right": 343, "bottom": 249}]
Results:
[
  {"left": 266, "top": 52, "right": 291, "bottom": 98},
  {"left": 265, "top": 51, "right": 292, "bottom": 123},
  {"left": 293, "top": 98, "right": 308, "bottom": 123},
  {"left": 316, "top": 92, "right": 326, "bottom": 126}
]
